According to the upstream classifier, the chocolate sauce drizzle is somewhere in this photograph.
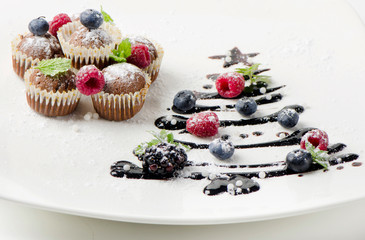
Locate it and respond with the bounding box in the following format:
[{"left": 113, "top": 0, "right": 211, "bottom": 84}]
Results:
[
  {"left": 193, "top": 83, "right": 285, "bottom": 100},
  {"left": 206, "top": 68, "right": 271, "bottom": 81},
  {"left": 171, "top": 93, "right": 282, "bottom": 114},
  {"left": 110, "top": 48, "right": 361, "bottom": 196},
  {"left": 110, "top": 151, "right": 359, "bottom": 196},
  {"left": 155, "top": 105, "right": 304, "bottom": 131}
]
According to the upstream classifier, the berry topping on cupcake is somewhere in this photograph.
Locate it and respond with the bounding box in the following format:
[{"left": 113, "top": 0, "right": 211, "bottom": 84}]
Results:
[
  {"left": 80, "top": 9, "right": 104, "bottom": 30},
  {"left": 186, "top": 111, "right": 220, "bottom": 137},
  {"left": 300, "top": 129, "right": 329, "bottom": 151},
  {"left": 49, "top": 13, "right": 72, "bottom": 37},
  {"left": 215, "top": 72, "right": 245, "bottom": 98},
  {"left": 28, "top": 17, "right": 49, "bottom": 36},
  {"left": 76, "top": 65, "right": 105, "bottom": 96},
  {"left": 127, "top": 44, "right": 151, "bottom": 69}
]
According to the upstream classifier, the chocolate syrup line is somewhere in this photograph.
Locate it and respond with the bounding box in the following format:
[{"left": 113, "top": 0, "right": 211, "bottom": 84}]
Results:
[
  {"left": 185, "top": 143, "right": 346, "bottom": 169},
  {"left": 194, "top": 85, "right": 285, "bottom": 100},
  {"left": 174, "top": 127, "right": 314, "bottom": 150},
  {"left": 155, "top": 105, "right": 304, "bottom": 131},
  {"left": 172, "top": 93, "right": 283, "bottom": 114},
  {"left": 188, "top": 153, "right": 359, "bottom": 181},
  {"left": 206, "top": 68, "right": 271, "bottom": 81}
]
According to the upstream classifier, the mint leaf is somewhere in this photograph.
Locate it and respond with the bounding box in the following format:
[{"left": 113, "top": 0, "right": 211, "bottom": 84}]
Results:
[
  {"left": 134, "top": 130, "right": 190, "bottom": 156},
  {"left": 236, "top": 63, "right": 271, "bottom": 85},
  {"left": 100, "top": 6, "right": 114, "bottom": 23},
  {"left": 109, "top": 38, "right": 132, "bottom": 63},
  {"left": 35, "top": 58, "right": 71, "bottom": 77},
  {"left": 305, "top": 141, "right": 329, "bottom": 169}
]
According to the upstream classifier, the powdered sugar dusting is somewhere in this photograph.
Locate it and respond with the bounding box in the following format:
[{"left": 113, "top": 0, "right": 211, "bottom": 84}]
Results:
[
  {"left": 18, "top": 34, "right": 61, "bottom": 58},
  {"left": 82, "top": 28, "right": 113, "bottom": 46},
  {"left": 103, "top": 63, "right": 143, "bottom": 83}
]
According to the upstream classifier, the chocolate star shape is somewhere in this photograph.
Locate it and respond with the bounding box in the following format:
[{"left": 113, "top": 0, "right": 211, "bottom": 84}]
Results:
[{"left": 209, "top": 47, "right": 259, "bottom": 68}]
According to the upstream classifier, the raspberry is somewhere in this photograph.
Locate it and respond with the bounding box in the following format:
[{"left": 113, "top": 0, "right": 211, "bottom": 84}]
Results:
[
  {"left": 49, "top": 13, "right": 72, "bottom": 37},
  {"left": 215, "top": 72, "right": 245, "bottom": 98},
  {"left": 186, "top": 111, "right": 219, "bottom": 137},
  {"left": 76, "top": 65, "right": 105, "bottom": 96},
  {"left": 138, "top": 143, "right": 188, "bottom": 179},
  {"left": 300, "top": 129, "right": 329, "bottom": 151},
  {"left": 127, "top": 44, "right": 151, "bottom": 69}
]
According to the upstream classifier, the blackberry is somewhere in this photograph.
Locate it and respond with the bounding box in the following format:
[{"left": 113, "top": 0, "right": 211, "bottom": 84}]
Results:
[{"left": 138, "top": 143, "right": 187, "bottom": 178}]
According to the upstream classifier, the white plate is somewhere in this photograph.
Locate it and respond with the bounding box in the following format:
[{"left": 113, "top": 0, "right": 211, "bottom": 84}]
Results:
[{"left": 1, "top": 0, "right": 365, "bottom": 225}]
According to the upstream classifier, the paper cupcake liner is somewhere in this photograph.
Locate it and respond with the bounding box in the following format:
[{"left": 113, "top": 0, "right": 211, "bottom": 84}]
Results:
[
  {"left": 143, "top": 40, "right": 164, "bottom": 83},
  {"left": 91, "top": 74, "right": 151, "bottom": 121},
  {"left": 11, "top": 35, "right": 41, "bottom": 79},
  {"left": 58, "top": 21, "right": 122, "bottom": 70},
  {"left": 124, "top": 35, "right": 164, "bottom": 83},
  {"left": 24, "top": 69, "right": 81, "bottom": 117}
]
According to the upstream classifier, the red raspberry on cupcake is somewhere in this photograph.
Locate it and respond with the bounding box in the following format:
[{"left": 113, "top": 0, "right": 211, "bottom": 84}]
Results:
[
  {"left": 186, "top": 111, "right": 219, "bottom": 137},
  {"left": 215, "top": 72, "right": 245, "bottom": 98},
  {"left": 300, "top": 129, "right": 329, "bottom": 151},
  {"left": 76, "top": 65, "right": 105, "bottom": 96},
  {"left": 127, "top": 44, "right": 151, "bottom": 69},
  {"left": 49, "top": 13, "right": 72, "bottom": 37}
]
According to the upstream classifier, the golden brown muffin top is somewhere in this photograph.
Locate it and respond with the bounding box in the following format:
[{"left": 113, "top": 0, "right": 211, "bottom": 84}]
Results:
[
  {"left": 28, "top": 69, "right": 76, "bottom": 93},
  {"left": 102, "top": 63, "right": 146, "bottom": 95},
  {"left": 17, "top": 33, "right": 63, "bottom": 60},
  {"left": 69, "top": 26, "right": 113, "bottom": 49}
]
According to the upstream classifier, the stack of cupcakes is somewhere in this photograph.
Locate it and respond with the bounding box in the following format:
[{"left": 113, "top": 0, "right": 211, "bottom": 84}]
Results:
[{"left": 12, "top": 8, "right": 164, "bottom": 120}]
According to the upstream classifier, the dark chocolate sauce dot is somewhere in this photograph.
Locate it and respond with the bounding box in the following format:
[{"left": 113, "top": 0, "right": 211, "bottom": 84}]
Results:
[
  {"left": 336, "top": 166, "right": 344, "bottom": 170},
  {"left": 252, "top": 131, "right": 263, "bottom": 136},
  {"left": 298, "top": 174, "right": 303, "bottom": 177},
  {"left": 240, "top": 133, "right": 249, "bottom": 139},
  {"left": 203, "top": 84, "right": 213, "bottom": 89},
  {"left": 352, "top": 162, "right": 362, "bottom": 167},
  {"left": 166, "top": 108, "right": 171, "bottom": 111}
]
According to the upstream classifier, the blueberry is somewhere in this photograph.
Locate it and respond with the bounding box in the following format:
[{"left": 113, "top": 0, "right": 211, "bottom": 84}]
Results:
[
  {"left": 277, "top": 108, "right": 299, "bottom": 128},
  {"left": 286, "top": 149, "right": 312, "bottom": 173},
  {"left": 80, "top": 9, "right": 104, "bottom": 30},
  {"left": 28, "top": 17, "right": 49, "bottom": 36},
  {"left": 209, "top": 138, "right": 235, "bottom": 160},
  {"left": 173, "top": 90, "right": 197, "bottom": 111},
  {"left": 235, "top": 97, "right": 257, "bottom": 116}
]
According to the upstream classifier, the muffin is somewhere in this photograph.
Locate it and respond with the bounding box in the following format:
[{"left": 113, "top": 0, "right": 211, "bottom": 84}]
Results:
[
  {"left": 127, "top": 36, "right": 164, "bottom": 83},
  {"left": 24, "top": 58, "right": 81, "bottom": 117},
  {"left": 91, "top": 63, "right": 151, "bottom": 121},
  {"left": 58, "top": 9, "right": 121, "bottom": 70},
  {"left": 12, "top": 18, "right": 63, "bottom": 79}
]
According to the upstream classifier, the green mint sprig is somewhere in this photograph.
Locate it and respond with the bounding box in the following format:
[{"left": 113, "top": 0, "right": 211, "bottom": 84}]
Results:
[
  {"left": 134, "top": 130, "right": 190, "bottom": 156},
  {"left": 35, "top": 58, "right": 71, "bottom": 77},
  {"left": 236, "top": 63, "right": 271, "bottom": 85},
  {"left": 305, "top": 141, "right": 329, "bottom": 169},
  {"left": 109, "top": 38, "right": 132, "bottom": 63},
  {"left": 100, "top": 6, "right": 114, "bottom": 23}
]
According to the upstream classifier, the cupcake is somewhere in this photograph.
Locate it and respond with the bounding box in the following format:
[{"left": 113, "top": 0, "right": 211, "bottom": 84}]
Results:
[
  {"left": 12, "top": 17, "right": 63, "bottom": 79},
  {"left": 127, "top": 36, "right": 164, "bottom": 83},
  {"left": 24, "top": 58, "right": 81, "bottom": 117},
  {"left": 85, "top": 63, "right": 150, "bottom": 121},
  {"left": 58, "top": 9, "right": 121, "bottom": 70}
]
